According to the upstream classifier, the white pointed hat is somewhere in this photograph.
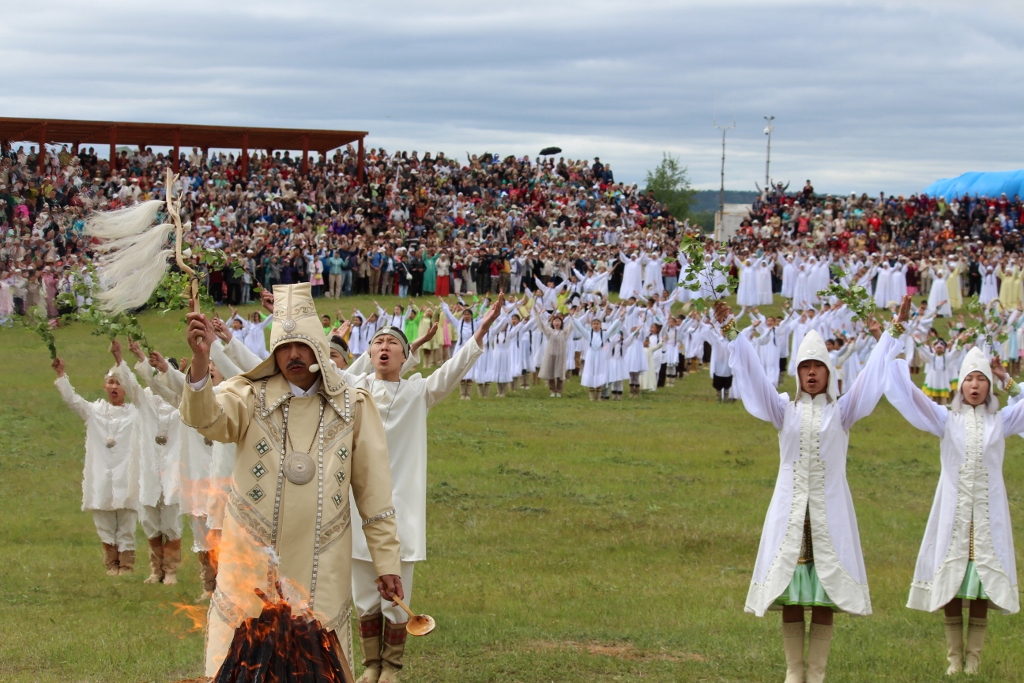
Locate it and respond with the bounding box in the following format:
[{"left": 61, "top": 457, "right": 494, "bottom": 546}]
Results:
[
  {"left": 957, "top": 346, "right": 992, "bottom": 389},
  {"left": 795, "top": 329, "right": 838, "bottom": 401},
  {"left": 241, "top": 283, "right": 346, "bottom": 396}
]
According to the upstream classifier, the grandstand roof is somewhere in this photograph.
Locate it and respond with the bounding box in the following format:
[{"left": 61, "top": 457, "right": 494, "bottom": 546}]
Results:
[{"left": 0, "top": 117, "right": 367, "bottom": 176}]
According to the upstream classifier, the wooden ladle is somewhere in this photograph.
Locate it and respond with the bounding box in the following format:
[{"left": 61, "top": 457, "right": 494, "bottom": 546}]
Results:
[{"left": 392, "top": 595, "right": 435, "bottom": 636}]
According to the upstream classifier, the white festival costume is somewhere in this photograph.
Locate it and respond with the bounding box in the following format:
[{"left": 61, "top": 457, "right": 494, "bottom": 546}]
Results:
[
  {"left": 55, "top": 374, "right": 139, "bottom": 511},
  {"left": 729, "top": 328, "right": 900, "bottom": 616},
  {"left": 885, "top": 348, "right": 1021, "bottom": 614}
]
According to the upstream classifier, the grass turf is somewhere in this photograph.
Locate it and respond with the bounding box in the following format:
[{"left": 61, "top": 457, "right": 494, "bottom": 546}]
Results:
[{"left": 0, "top": 295, "right": 1022, "bottom": 682}]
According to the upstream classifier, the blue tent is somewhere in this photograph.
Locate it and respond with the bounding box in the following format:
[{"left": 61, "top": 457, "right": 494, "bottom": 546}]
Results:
[{"left": 923, "top": 170, "right": 1024, "bottom": 200}]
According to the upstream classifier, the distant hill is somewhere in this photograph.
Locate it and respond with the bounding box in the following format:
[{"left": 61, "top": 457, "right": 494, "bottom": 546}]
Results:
[{"left": 690, "top": 190, "right": 759, "bottom": 213}]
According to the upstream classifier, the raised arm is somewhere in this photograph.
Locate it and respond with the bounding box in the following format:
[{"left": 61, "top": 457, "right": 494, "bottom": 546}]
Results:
[
  {"left": 727, "top": 332, "right": 786, "bottom": 429},
  {"left": 52, "top": 358, "right": 93, "bottom": 421},
  {"left": 884, "top": 358, "right": 947, "bottom": 437},
  {"left": 838, "top": 327, "right": 900, "bottom": 430}
]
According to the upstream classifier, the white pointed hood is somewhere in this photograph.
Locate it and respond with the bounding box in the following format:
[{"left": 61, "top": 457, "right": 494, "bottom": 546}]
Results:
[
  {"left": 794, "top": 329, "right": 838, "bottom": 402},
  {"left": 953, "top": 346, "right": 998, "bottom": 413},
  {"left": 958, "top": 346, "right": 992, "bottom": 388}
]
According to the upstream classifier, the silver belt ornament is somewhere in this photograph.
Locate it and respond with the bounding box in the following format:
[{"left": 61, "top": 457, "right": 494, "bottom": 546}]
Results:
[
  {"left": 283, "top": 451, "right": 315, "bottom": 485},
  {"left": 105, "top": 436, "right": 116, "bottom": 449}
]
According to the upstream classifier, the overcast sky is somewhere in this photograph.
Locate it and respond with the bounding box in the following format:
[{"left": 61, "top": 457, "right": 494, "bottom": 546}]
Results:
[{"left": 2, "top": 0, "right": 1022, "bottom": 195}]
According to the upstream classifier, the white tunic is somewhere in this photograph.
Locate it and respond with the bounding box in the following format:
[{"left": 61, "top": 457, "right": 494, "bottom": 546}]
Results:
[
  {"left": 349, "top": 339, "right": 484, "bottom": 562},
  {"left": 728, "top": 330, "right": 900, "bottom": 616},
  {"left": 114, "top": 361, "right": 183, "bottom": 508},
  {"left": 55, "top": 375, "right": 138, "bottom": 511},
  {"left": 885, "top": 360, "right": 1021, "bottom": 614}
]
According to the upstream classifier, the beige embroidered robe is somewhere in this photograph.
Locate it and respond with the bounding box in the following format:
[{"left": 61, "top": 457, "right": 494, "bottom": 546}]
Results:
[{"left": 181, "top": 372, "right": 401, "bottom": 676}]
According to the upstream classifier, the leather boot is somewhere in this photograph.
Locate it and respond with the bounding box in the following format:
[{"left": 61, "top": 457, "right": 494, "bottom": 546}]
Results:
[
  {"left": 162, "top": 538, "right": 182, "bottom": 585},
  {"left": 782, "top": 621, "right": 806, "bottom": 683},
  {"left": 196, "top": 550, "right": 217, "bottom": 602},
  {"left": 356, "top": 612, "right": 384, "bottom": 683},
  {"left": 944, "top": 615, "right": 963, "bottom": 675},
  {"left": 143, "top": 536, "right": 164, "bottom": 584},
  {"left": 379, "top": 619, "right": 407, "bottom": 683},
  {"left": 964, "top": 617, "right": 986, "bottom": 675},
  {"left": 805, "top": 623, "right": 832, "bottom": 683},
  {"left": 117, "top": 548, "right": 135, "bottom": 575},
  {"left": 102, "top": 543, "right": 120, "bottom": 576}
]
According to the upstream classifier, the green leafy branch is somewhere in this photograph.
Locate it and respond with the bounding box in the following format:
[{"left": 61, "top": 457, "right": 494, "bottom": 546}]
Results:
[
  {"left": 678, "top": 234, "right": 737, "bottom": 313},
  {"left": 961, "top": 297, "right": 1008, "bottom": 349},
  {"left": 818, "top": 265, "right": 873, "bottom": 322}
]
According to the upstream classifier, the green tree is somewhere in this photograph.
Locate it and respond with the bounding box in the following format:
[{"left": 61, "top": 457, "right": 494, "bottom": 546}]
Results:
[{"left": 644, "top": 152, "right": 696, "bottom": 220}]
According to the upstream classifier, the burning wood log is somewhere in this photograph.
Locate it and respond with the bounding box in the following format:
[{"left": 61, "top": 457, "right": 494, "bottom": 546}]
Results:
[{"left": 213, "top": 587, "right": 353, "bottom": 683}]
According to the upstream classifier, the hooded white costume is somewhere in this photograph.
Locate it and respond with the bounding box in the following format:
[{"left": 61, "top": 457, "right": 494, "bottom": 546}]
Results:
[
  {"left": 885, "top": 347, "right": 1021, "bottom": 615},
  {"left": 728, "top": 328, "right": 901, "bottom": 616}
]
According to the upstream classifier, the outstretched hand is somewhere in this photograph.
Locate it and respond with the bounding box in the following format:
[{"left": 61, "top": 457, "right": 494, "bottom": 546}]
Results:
[
  {"left": 52, "top": 356, "right": 65, "bottom": 377},
  {"left": 866, "top": 316, "right": 882, "bottom": 341},
  {"left": 895, "top": 295, "right": 912, "bottom": 325},
  {"left": 474, "top": 292, "right": 505, "bottom": 345},
  {"left": 148, "top": 351, "right": 170, "bottom": 374},
  {"left": 186, "top": 299, "right": 211, "bottom": 381},
  {"left": 411, "top": 322, "right": 439, "bottom": 354},
  {"left": 991, "top": 356, "right": 1009, "bottom": 382},
  {"left": 212, "top": 317, "right": 233, "bottom": 343},
  {"left": 713, "top": 300, "right": 732, "bottom": 325}
]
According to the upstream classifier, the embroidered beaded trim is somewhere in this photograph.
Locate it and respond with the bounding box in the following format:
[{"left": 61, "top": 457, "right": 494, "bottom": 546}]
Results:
[{"left": 362, "top": 508, "right": 396, "bottom": 527}]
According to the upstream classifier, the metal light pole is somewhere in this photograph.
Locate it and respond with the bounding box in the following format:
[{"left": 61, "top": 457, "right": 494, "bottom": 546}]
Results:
[
  {"left": 714, "top": 118, "right": 736, "bottom": 219},
  {"left": 763, "top": 115, "right": 775, "bottom": 189}
]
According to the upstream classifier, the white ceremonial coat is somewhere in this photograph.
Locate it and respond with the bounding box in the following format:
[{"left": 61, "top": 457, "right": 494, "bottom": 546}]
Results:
[
  {"left": 728, "top": 330, "right": 900, "bottom": 617},
  {"left": 55, "top": 375, "right": 138, "bottom": 511},
  {"left": 350, "top": 338, "right": 485, "bottom": 562},
  {"left": 885, "top": 359, "right": 1021, "bottom": 614},
  {"left": 114, "top": 361, "right": 183, "bottom": 508}
]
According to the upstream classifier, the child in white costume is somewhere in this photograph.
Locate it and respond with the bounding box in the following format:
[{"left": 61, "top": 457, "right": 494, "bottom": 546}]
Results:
[
  {"left": 111, "top": 339, "right": 185, "bottom": 586},
  {"left": 722, "top": 296, "right": 910, "bottom": 683},
  {"left": 53, "top": 352, "right": 139, "bottom": 576},
  {"left": 885, "top": 346, "right": 1022, "bottom": 676}
]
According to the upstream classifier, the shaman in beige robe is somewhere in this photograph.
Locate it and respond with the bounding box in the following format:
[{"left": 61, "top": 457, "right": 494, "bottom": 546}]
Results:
[{"left": 181, "top": 371, "right": 401, "bottom": 676}]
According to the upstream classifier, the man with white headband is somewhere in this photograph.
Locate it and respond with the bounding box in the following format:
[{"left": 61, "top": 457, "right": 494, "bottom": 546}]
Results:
[
  {"left": 349, "top": 295, "right": 503, "bottom": 683},
  {"left": 181, "top": 283, "right": 403, "bottom": 677},
  {"left": 886, "top": 344, "right": 1024, "bottom": 676}
]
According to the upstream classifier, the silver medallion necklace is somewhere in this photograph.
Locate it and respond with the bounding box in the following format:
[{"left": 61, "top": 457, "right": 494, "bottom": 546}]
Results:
[{"left": 283, "top": 396, "right": 324, "bottom": 485}]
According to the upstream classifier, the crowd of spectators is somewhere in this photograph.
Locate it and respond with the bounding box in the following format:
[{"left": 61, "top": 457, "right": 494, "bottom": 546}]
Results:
[
  {"left": 0, "top": 140, "right": 686, "bottom": 317},
  {"left": 4, "top": 139, "right": 1024, "bottom": 321}
]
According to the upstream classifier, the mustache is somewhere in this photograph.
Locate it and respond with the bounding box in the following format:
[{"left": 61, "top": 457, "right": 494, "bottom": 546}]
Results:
[{"left": 286, "top": 360, "right": 307, "bottom": 370}]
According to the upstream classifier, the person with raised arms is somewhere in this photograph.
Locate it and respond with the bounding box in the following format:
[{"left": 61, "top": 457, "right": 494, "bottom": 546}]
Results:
[
  {"left": 885, "top": 345, "right": 1023, "bottom": 676},
  {"left": 717, "top": 295, "right": 911, "bottom": 683},
  {"left": 348, "top": 294, "right": 503, "bottom": 683}
]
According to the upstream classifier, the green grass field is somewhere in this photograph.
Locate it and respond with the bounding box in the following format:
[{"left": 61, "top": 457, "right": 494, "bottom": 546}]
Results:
[{"left": 1, "top": 295, "right": 1022, "bottom": 683}]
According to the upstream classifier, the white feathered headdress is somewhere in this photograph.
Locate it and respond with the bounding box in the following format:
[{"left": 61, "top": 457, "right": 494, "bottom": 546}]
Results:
[
  {"left": 85, "top": 170, "right": 196, "bottom": 313},
  {"left": 85, "top": 200, "right": 175, "bottom": 313}
]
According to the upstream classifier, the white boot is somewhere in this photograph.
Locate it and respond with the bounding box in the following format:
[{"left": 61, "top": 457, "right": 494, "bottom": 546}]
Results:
[
  {"left": 805, "top": 623, "right": 832, "bottom": 683},
  {"left": 964, "top": 617, "right": 986, "bottom": 675},
  {"left": 782, "top": 621, "right": 806, "bottom": 683},
  {"left": 944, "top": 616, "right": 963, "bottom": 675}
]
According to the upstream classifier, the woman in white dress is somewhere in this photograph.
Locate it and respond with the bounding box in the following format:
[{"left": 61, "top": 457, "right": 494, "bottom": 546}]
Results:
[
  {"left": 928, "top": 266, "right": 953, "bottom": 317},
  {"left": 571, "top": 315, "right": 621, "bottom": 400},
  {"left": 979, "top": 260, "right": 999, "bottom": 306},
  {"left": 722, "top": 296, "right": 909, "bottom": 683},
  {"left": 885, "top": 347, "right": 1023, "bottom": 676}
]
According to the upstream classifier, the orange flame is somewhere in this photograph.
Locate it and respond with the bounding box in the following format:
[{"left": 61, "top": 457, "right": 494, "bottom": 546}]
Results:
[{"left": 172, "top": 602, "right": 208, "bottom": 633}]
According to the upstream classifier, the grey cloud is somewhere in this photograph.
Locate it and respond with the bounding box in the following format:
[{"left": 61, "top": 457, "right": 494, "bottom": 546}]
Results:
[{"left": 1, "top": 0, "right": 1022, "bottom": 195}]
